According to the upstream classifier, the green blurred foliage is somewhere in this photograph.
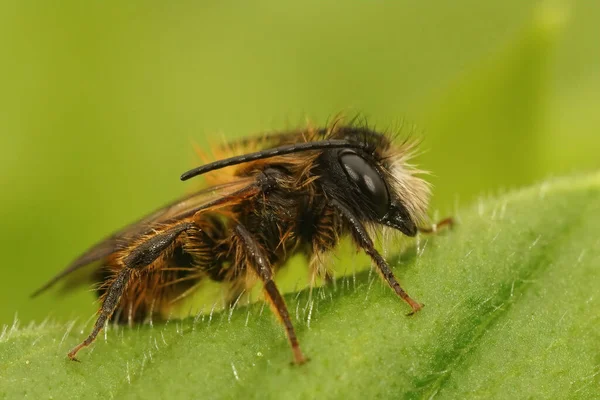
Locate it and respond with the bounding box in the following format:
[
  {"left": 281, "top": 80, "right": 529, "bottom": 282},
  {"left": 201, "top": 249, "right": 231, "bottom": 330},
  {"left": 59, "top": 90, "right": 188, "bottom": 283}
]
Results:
[{"left": 0, "top": 0, "right": 598, "bottom": 325}]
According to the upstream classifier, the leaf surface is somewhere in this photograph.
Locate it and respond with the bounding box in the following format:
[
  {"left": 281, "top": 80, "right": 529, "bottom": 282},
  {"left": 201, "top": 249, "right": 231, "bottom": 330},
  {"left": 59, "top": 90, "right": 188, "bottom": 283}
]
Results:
[{"left": 1, "top": 173, "right": 599, "bottom": 399}]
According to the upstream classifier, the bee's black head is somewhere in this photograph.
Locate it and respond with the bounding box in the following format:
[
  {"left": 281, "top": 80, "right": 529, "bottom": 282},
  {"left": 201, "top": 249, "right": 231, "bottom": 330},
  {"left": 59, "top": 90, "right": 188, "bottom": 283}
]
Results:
[
  {"left": 335, "top": 149, "right": 417, "bottom": 236},
  {"left": 315, "top": 148, "right": 415, "bottom": 238}
]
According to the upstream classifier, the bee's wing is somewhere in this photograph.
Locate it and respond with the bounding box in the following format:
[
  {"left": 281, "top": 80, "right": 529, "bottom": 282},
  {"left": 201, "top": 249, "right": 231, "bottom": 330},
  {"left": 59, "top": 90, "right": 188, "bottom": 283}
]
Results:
[{"left": 31, "top": 177, "right": 256, "bottom": 297}]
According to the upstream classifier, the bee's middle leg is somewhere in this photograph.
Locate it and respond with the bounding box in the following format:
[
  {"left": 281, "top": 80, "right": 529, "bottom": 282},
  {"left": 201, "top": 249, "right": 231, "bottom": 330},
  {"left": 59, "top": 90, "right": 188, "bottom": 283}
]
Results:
[
  {"left": 67, "top": 222, "right": 193, "bottom": 361},
  {"left": 234, "top": 224, "right": 307, "bottom": 365}
]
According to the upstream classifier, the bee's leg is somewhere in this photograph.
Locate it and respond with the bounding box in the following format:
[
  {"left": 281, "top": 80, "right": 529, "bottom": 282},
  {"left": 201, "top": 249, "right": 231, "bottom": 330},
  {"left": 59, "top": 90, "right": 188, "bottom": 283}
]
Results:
[
  {"left": 234, "top": 224, "right": 307, "bottom": 365},
  {"left": 330, "top": 200, "right": 423, "bottom": 315},
  {"left": 67, "top": 223, "right": 192, "bottom": 361},
  {"left": 67, "top": 268, "right": 132, "bottom": 361},
  {"left": 418, "top": 217, "right": 454, "bottom": 234}
]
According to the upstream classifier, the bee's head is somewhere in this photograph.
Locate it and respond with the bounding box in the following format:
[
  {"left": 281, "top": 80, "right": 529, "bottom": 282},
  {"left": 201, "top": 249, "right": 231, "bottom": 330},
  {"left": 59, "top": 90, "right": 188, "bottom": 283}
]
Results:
[
  {"left": 336, "top": 150, "right": 424, "bottom": 236},
  {"left": 320, "top": 125, "right": 430, "bottom": 237}
]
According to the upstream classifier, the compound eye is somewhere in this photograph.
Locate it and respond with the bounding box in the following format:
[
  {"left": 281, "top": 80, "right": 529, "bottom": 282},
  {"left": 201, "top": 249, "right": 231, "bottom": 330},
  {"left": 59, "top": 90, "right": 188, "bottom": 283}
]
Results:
[{"left": 339, "top": 152, "right": 390, "bottom": 217}]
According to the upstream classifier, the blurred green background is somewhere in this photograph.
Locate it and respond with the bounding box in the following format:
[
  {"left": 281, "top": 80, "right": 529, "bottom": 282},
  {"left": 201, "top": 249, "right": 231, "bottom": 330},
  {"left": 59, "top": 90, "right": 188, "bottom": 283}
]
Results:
[{"left": 0, "top": 0, "right": 598, "bottom": 325}]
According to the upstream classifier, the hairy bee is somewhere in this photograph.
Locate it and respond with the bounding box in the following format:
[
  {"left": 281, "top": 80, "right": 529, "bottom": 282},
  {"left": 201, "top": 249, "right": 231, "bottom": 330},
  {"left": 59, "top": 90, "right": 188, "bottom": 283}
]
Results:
[{"left": 32, "top": 120, "right": 451, "bottom": 364}]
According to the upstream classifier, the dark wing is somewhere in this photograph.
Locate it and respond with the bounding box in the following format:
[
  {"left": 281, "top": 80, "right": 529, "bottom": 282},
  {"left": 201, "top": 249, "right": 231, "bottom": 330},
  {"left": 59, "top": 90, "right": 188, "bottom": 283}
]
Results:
[{"left": 31, "top": 177, "right": 257, "bottom": 297}]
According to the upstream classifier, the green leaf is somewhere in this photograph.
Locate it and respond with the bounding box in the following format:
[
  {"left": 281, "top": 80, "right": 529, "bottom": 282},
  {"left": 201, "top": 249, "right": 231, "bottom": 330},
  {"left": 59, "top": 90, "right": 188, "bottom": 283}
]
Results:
[{"left": 2, "top": 172, "right": 599, "bottom": 399}]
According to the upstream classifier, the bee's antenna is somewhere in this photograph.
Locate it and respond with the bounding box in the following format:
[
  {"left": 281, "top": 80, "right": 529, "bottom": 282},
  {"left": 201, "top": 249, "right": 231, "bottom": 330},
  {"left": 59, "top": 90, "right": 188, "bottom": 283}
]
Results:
[{"left": 180, "top": 139, "right": 366, "bottom": 181}]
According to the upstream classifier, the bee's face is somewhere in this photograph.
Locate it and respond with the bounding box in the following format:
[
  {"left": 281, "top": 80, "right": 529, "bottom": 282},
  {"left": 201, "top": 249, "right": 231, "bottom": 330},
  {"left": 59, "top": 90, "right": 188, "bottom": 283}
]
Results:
[{"left": 329, "top": 149, "right": 418, "bottom": 237}]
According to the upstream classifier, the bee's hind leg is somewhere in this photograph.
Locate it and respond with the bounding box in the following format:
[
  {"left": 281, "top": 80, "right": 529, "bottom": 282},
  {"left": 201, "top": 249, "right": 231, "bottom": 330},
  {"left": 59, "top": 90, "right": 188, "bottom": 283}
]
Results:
[
  {"left": 67, "top": 222, "right": 193, "bottom": 361},
  {"left": 67, "top": 268, "right": 132, "bottom": 361},
  {"left": 234, "top": 224, "right": 308, "bottom": 365}
]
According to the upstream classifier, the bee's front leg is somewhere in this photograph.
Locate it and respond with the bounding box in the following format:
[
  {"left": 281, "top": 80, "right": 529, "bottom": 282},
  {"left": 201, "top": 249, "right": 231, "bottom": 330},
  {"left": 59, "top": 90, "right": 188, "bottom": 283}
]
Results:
[
  {"left": 329, "top": 200, "right": 423, "bottom": 315},
  {"left": 417, "top": 217, "right": 454, "bottom": 234}
]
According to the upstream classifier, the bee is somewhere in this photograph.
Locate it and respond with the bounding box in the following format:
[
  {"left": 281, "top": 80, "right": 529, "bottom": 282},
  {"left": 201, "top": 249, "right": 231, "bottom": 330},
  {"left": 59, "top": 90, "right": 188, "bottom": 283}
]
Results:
[{"left": 32, "top": 120, "right": 452, "bottom": 364}]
